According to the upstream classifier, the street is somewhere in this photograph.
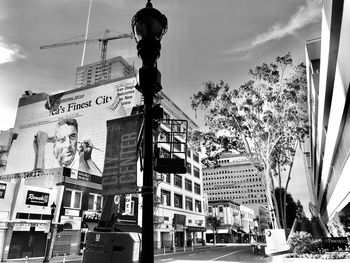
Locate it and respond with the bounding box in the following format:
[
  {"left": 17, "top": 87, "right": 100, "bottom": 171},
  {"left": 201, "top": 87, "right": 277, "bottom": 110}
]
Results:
[{"left": 155, "top": 244, "right": 270, "bottom": 263}]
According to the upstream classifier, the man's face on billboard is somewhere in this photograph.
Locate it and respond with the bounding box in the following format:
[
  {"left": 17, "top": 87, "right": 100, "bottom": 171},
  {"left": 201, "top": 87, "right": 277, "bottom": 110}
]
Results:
[{"left": 53, "top": 123, "right": 78, "bottom": 166}]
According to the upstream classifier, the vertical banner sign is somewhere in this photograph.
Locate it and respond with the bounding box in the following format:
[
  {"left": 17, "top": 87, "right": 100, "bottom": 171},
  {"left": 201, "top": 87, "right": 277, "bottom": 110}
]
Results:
[
  {"left": 102, "top": 114, "right": 143, "bottom": 195},
  {"left": 124, "top": 194, "right": 132, "bottom": 215}
]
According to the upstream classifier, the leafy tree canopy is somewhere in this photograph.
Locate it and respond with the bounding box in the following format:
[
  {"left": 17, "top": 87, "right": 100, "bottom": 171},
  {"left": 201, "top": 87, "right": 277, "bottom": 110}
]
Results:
[{"left": 190, "top": 53, "right": 309, "bottom": 229}]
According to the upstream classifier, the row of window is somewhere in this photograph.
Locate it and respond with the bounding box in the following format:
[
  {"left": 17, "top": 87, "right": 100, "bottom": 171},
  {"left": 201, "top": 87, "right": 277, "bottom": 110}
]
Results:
[
  {"left": 160, "top": 189, "right": 202, "bottom": 212},
  {"left": 208, "top": 196, "right": 267, "bottom": 204},
  {"left": 63, "top": 189, "right": 102, "bottom": 211},
  {"left": 203, "top": 169, "right": 256, "bottom": 175},
  {"left": 163, "top": 173, "right": 201, "bottom": 194},
  {"left": 203, "top": 175, "right": 261, "bottom": 180}
]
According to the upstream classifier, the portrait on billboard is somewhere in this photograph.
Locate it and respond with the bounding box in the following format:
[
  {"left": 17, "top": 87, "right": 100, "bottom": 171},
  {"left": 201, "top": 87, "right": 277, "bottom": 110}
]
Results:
[{"left": 33, "top": 118, "right": 102, "bottom": 176}]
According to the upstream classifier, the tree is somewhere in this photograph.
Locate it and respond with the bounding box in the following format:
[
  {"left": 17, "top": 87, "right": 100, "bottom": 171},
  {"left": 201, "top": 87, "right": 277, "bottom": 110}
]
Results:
[
  {"left": 206, "top": 215, "right": 221, "bottom": 245},
  {"left": 295, "top": 199, "right": 306, "bottom": 219},
  {"left": 190, "top": 53, "right": 309, "bottom": 231}
]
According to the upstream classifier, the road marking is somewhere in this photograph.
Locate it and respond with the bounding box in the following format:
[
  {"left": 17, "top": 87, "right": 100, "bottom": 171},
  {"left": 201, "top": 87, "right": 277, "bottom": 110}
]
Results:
[
  {"left": 209, "top": 249, "right": 245, "bottom": 261},
  {"left": 189, "top": 253, "right": 196, "bottom": 256},
  {"left": 161, "top": 258, "right": 174, "bottom": 261}
]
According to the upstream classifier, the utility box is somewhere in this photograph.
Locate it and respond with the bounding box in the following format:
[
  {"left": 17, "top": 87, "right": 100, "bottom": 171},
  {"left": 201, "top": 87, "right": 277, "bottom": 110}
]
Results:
[{"left": 83, "top": 232, "right": 141, "bottom": 263}]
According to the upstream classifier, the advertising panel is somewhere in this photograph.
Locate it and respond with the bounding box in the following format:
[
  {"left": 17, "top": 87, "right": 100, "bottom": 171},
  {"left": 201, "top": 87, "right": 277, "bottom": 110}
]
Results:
[
  {"left": 25, "top": 190, "right": 50, "bottom": 206},
  {"left": 6, "top": 77, "right": 141, "bottom": 177},
  {"left": 102, "top": 114, "right": 143, "bottom": 195}
]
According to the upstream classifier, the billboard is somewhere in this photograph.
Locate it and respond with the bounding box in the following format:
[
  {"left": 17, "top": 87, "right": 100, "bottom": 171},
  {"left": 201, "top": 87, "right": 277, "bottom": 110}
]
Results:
[{"left": 6, "top": 77, "right": 141, "bottom": 177}]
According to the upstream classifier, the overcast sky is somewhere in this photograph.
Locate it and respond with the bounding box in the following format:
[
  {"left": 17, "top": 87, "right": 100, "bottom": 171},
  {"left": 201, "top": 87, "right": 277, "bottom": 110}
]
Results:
[{"left": 0, "top": 0, "right": 321, "bottom": 214}]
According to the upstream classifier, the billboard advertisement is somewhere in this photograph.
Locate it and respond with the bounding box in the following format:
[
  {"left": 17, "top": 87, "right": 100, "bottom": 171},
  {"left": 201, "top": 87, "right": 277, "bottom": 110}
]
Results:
[{"left": 6, "top": 77, "right": 141, "bottom": 177}]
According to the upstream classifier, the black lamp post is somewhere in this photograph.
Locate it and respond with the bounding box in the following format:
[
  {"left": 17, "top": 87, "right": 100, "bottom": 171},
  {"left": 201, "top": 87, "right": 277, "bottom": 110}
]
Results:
[
  {"left": 132, "top": 1, "right": 167, "bottom": 262},
  {"left": 43, "top": 202, "right": 56, "bottom": 262}
]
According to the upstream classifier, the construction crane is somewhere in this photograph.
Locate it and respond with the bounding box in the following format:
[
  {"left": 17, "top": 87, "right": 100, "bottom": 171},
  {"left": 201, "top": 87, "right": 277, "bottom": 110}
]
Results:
[{"left": 40, "top": 29, "right": 133, "bottom": 81}]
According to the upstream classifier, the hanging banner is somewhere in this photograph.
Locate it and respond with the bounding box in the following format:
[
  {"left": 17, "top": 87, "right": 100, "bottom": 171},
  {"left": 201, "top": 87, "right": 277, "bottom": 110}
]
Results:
[{"left": 102, "top": 114, "right": 143, "bottom": 195}]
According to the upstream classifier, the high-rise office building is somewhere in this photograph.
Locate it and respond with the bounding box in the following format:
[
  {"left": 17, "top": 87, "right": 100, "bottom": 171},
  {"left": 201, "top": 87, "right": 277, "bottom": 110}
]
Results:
[
  {"left": 74, "top": 56, "right": 134, "bottom": 89},
  {"left": 202, "top": 152, "right": 268, "bottom": 216}
]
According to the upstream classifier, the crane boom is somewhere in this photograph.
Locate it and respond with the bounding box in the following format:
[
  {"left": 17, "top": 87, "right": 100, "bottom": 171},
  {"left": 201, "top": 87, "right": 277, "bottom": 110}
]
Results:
[
  {"left": 40, "top": 38, "right": 99, "bottom": 49},
  {"left": 40, "top": 33, "right": 132, "bottom": 50},
  {"left": 40, "top": 31, "right": 133, "bottom": 82}
]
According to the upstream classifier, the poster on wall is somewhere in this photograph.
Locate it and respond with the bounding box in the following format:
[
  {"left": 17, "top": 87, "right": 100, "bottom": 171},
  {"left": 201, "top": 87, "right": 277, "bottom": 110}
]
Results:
[{"left": 6, "top": 77, "right": 141, "bottom": 177}]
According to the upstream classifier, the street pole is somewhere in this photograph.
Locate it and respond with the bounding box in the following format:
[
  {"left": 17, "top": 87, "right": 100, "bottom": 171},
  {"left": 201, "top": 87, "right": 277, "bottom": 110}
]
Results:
[
  {"left": 131, "top": 1, "right": 167, "bottom": 262},
  {"left": 43, "top": 202, "right": 56, "bottom": 262},
  {"left": 141, "top": 66, "right": 155, "bottom": 263}
]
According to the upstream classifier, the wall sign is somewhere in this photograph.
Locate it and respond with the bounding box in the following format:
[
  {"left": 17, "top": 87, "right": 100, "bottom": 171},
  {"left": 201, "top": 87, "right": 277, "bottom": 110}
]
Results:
[{"left": 25, "top": 190, "right": 49, "bottom": 206}]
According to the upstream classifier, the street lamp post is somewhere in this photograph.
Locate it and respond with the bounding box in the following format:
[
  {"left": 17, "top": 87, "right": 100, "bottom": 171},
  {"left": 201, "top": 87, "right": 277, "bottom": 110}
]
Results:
[
  {"left": 132, "top": 1, "right": 167, "bottom": 262},
  {"left": 43, "top": 202, "right": 56, "bottom": 262}
]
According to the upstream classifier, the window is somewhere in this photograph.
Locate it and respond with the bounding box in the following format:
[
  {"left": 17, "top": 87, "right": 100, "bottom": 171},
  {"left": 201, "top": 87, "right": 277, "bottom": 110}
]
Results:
[
  {"left": 195, "top": 200, "right": 202, "bottom": 213},
  {"left": 219, "top": 206, "right": 224, "bottom": 212},
  {"left": 174, "top": 193, "right": 183, "bottom": 208},
  {"left": 88, "top": 193, "right": 103, "bottom": 211},
  {"left": 185, "top": 178, "right": 192, "bottom": 191},
  {"left": 161, "top": 189, "right": 171, "bottom": 206},
  {"left": 187, "top": 148, "right": 191, "bottom": 159},
  {"left": 208, "top": 206, "right": 212, "bottom": 213},
  {"left": 163, "top": 173, "right": 171, "bottom": 183},
  {"left": 185, "top": 197, "right": 193, "bottom": 211},
  {"left": 193, "top": 166, "right": 200, "bottom": 178},
  {"left": 174, "top": 138, "right": 182, "bottom": 151},
  {"left": 194, "top": 183, "right": 201, "bottom": 195},
  {"left": 63, "top": 189, "right": 82, "bottom": 209},
  {"left": 186, "top": 162, "right": 192, "bottom": 174},
  {"left": 193, "top": 152, "right": 199, "bottom": 163},
  {"left": 174, "top": 174, "right": 182, "bottom": 188}
]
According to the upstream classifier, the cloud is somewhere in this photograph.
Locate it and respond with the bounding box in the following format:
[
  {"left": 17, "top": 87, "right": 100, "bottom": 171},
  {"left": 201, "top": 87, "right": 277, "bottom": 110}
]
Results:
[
  {"left": 229, "top": 0, "right": 322, "bottom": 54},
  {"left": 0, "top": 37, "right": 25, "bottom": 65}
]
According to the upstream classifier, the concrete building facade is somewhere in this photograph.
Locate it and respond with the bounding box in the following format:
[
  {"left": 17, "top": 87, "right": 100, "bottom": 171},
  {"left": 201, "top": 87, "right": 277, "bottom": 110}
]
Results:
[
  {"left": 153, "top": 92, "right": 206, "bottom": 249},
  {"left": 305, "top": 0, "right": 350, "bottom": 236},
  {"left": 206, "top": 200, "right": 254, "bottom": 243},
  {"left": 74, "top": 56, "right": 134, "bottom": 89},
  {"left": 202, "top": 153, "right": 268, "bottom": 216}
]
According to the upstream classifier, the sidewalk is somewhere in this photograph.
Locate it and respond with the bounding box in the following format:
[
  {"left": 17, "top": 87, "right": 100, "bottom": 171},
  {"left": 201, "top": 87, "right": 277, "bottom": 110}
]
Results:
[
  {"left": 5, "top": 254, "right": 82, "bottom": 263},
  {"left": 5, "top": 243, "right": 251, "bottom": 263}
]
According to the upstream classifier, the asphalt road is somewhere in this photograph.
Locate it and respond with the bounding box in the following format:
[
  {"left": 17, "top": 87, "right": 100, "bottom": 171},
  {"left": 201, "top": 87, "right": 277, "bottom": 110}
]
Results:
[{"left": 155, "top": 244, "right": 270, "bottom": 263}]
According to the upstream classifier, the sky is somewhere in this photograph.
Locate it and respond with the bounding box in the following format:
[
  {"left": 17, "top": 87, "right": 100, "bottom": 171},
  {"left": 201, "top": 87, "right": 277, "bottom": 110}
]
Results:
[{"left": 0, "top": 0, "right": 321, "bottom": 215}]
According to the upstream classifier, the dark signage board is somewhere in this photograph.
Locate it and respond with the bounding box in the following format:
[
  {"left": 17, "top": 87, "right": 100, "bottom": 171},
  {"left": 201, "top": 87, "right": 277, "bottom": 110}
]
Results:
[
  {"left": 0, "top": 183, "right": 6, "bottom": 199},
  {"left": 174, "top": 214, "right": 186, "bottom": 225},
  {"left": 102, "top": 114, "right": 143, "bottom": 195},
  {"left": 25, "top": 190, "right": 49, "bottom": 206}
]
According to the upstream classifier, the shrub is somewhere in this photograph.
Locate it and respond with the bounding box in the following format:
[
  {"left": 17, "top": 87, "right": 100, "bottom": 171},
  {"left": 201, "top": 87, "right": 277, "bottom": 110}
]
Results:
[{"left": 288, "top": 231, "right": 323, "bottom": 254}]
